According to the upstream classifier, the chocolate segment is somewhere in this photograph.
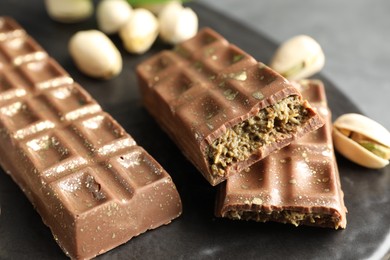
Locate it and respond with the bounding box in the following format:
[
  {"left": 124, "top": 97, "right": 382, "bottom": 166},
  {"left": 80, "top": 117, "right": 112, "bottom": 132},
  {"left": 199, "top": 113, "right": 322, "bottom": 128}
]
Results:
[
  {"left": 137, "top": 28, "right": 324, "bottom": 186},
  {"left": 215, "top": 80, "right": 347, "bottom": 229},
  {"left": 0, "top": 17, "right": 182, "bottom": 259}
]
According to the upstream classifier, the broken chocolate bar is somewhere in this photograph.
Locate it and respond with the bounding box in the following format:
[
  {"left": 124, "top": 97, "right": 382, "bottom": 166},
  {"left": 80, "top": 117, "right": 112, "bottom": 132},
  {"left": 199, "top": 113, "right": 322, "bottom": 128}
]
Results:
[
  {"left": 137, "top": 28, "right": 324, "bottom": 186},
  {"left": 0, "top": 17, "right": 182, "bottom": 259},
  {"left": 215, "top": 80, "right": 347, "bottom": 229}
]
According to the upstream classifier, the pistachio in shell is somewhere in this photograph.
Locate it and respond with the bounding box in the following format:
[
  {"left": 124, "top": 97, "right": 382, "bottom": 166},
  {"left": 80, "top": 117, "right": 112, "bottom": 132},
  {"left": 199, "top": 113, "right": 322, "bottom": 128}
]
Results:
[
  {"left": 270, "top": 35, "right": 325, "bottom": 81},
  {"left": 119, "top": 8, "right": 159, "bottom": 54},
  {"left": 333, "top": 113, "right": 390, "bottom": 169}
]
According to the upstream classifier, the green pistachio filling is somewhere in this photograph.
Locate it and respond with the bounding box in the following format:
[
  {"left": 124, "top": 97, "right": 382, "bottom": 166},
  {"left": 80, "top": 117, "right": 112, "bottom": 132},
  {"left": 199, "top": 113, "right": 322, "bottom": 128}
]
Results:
[
  {"left": 207, "top": 95, "right": 311, "bottom": 177},
  {"left": 225, "top": 210, "right": 340, "bottom": 229}
]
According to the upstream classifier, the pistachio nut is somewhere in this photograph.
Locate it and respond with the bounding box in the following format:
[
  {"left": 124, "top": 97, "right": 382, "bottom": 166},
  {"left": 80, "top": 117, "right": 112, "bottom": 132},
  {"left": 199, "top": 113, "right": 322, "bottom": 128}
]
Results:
[
  {"left": 270, "top": 35, "right": 325, "bottom": 81},
  {"left": 119, "top": 8, "right": 159, "bottom": 54},
  {"left": 333, "top": 113, "right": 390, "bottom": 169},
  {"left": 69, "top": 30, "right": 122, "bottom": 79},
  {"left": 158, "top": 1, "right": 198, "bottom": 45},
  {"left": 136, "top": 0, "right": 179, "bottom": 15},
  {"left": 44, "top": 0, "right": 93, "bottom": 23},
  {"left": 97, "top": 0, "right": 133, "bottom": 34}
]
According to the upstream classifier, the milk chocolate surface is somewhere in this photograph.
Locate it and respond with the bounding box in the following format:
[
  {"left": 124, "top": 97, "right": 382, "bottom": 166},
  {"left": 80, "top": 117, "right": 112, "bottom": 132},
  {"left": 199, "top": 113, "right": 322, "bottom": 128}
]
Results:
[
  {"left": 137, "top": 28, "right": 324, "bottom": 186},
  {"left": 215, "top": 80, "right": 347, "bottom": 229},
  {"left": 0, "top": 17, "right": 182, "bottom": 259}
]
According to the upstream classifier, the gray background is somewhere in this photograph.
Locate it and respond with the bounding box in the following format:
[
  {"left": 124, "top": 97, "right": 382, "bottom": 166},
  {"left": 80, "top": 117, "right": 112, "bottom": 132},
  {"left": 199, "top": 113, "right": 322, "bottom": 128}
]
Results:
[{"left": 199, "top": 0, "right": 390, "bottom": 130}]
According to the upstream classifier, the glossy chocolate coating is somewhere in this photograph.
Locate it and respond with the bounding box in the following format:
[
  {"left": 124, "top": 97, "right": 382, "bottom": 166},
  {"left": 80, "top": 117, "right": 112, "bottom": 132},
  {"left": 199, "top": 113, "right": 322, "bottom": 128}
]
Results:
[
  {"left": 0, "top": 17, "right": 182, "bottom": 259},
  {"left": 137, "top": 28, "right": 324, "bottom": 185},
  {"left": 215, "top": 80, "right": 347, "bottom": 229}
]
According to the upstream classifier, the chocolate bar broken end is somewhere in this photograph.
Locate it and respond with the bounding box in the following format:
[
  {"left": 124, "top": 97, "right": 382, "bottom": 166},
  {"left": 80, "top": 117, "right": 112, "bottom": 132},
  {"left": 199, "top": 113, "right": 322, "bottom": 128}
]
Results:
[
  {"left": 215, "top": 80, "right": 346, "bottom": 229},
  {"left": 137, "top": 27, "right": 325, "bottom": 186}
]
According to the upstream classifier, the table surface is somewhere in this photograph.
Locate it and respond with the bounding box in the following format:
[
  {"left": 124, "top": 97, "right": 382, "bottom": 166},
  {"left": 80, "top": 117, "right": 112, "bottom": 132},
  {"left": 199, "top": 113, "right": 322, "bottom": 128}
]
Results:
[{"left": 199, "top": 0, "right": 390, "bottom": 130}]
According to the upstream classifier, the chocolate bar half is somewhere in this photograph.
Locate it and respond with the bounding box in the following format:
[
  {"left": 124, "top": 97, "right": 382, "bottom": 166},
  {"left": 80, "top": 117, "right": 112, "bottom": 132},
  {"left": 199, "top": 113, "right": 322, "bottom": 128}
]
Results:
[
  {"left": 137, "top": 28, "right": 324, "bottom": 186},
  {"left": 215, "top": 80, "right": 347, "bottom": 229},
  {"left": 0, "top": 17, "right": 182, "bottom": 259}
]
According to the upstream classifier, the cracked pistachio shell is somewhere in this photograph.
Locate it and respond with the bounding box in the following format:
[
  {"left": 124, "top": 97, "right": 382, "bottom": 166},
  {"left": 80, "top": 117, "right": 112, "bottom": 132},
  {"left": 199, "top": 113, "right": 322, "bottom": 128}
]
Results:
[
  {"left": 45, "top": 0, "right": 93, "bottom": 23},
  {"left": 158, "top": 1, "right": 198, "bottom": 45},
  {"left": 333, "top": 113, "right": 390, "bottom": 169},
  {"left": 69, "top": 30, "right": 122, "bottom": 79},
  {"left": 270, "top": 35, "right": 325, "bottom": 81},
  {"left": 97, "top": 0, "right": 133, "bottom": 34},
  {"left": 119, "top": 8, "right": 159, "bottom": 54}
]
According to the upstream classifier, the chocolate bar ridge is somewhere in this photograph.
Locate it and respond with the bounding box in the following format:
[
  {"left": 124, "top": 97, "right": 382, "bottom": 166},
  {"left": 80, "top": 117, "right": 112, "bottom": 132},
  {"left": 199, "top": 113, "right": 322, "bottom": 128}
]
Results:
[
  {"left": 0, "top": 17, "right": 182, "bottom": 259},
  {"left": 137, "top": 28, "right": 324, "bottom": 186},
  {"left": 215, "top": 80, "right": 347, "bottom": 229}
]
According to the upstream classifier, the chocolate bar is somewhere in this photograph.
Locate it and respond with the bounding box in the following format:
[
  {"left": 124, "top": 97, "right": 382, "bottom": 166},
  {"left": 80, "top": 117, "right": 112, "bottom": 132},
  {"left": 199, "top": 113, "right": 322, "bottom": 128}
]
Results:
[
  {"left": 215, "top": 80, "right": 347, "bottom": 229},
  {"left": 0, "top": 17, "right": 182, "bottom": 259},
  {"left": 137, "top": 28, "right": 324, "bottom": 186}
]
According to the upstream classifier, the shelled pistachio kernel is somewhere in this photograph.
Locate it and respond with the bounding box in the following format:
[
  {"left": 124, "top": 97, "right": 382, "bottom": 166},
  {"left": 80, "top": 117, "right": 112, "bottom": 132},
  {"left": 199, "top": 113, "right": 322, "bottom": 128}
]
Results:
[
  {"left": 136, "top": 0, "right": 180, "bottom": 15},
  {"left": 333, "top": 113, "right": 390, "bottom": 169},
  {"left": 270, "top": 35, "right": 325, "bottom": 81}
]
